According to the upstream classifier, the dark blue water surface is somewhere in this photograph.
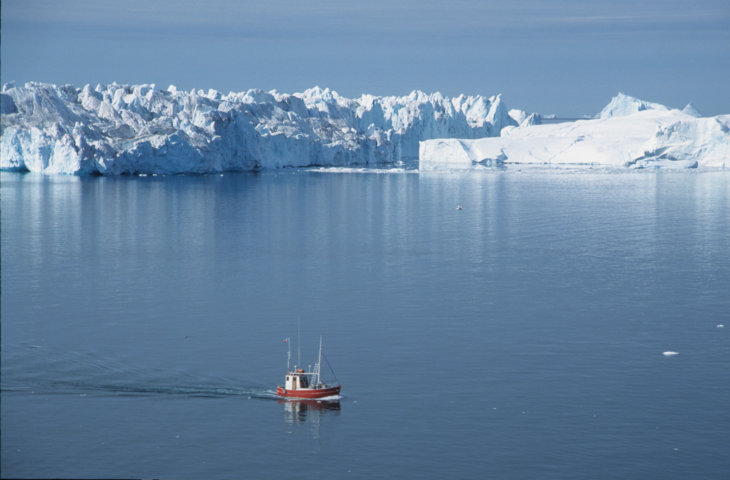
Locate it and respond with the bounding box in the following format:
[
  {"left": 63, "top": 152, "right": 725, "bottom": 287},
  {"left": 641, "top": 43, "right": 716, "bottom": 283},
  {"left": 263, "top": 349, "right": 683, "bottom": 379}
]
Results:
[{"left": 2, "top": 170, "right": 729, "bottom": 479}]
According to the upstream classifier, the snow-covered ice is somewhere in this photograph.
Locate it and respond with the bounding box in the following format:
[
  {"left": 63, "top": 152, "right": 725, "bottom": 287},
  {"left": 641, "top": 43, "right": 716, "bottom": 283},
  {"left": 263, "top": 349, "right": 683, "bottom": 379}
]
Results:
[
  {"left": 597, "top": 92, "right": 669, "bottom": 119},
  {"left": 3, "top": 85, "right": 726, "bottom": 175},
  {"left": 0, "top": 82, "right": 515, "bottom": 175},
  {"left": 420, "top": 93, "right": 729, "bottom": 171}
]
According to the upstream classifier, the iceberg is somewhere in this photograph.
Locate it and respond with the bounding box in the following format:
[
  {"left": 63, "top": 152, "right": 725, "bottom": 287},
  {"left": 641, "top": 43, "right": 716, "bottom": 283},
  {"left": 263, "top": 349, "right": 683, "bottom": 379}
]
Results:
[
  {"left": 598, "top": 92, "right": 669, "bottom": 119},
  {"left": 420, "top": 93, "right": 729, "bottom": 170},
  {"left": 0, "top": 82, "right": 515, "bottom": 175}
]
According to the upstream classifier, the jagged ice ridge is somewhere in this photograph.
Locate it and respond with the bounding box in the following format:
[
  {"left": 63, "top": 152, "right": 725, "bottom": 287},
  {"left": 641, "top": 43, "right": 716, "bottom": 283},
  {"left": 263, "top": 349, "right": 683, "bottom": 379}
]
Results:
[
  {"left": 0, "top": 82, "right": 515, "bottom": 175},
  {"left": 3, "top": 85, "right": 726, "bottom": 174}
]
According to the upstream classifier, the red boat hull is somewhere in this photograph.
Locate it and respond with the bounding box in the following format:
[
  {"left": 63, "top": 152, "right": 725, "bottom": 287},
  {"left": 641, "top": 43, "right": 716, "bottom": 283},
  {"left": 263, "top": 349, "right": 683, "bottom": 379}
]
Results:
[{"left": 276, "top": 385, "right": 341, "bottom": 399}]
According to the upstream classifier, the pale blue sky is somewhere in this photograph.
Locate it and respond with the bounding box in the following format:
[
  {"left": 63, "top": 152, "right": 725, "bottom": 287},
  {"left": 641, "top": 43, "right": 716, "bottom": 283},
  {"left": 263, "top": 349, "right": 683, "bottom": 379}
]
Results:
[{"left": 2, "top": 0, "right": 729, "bottom": 116}]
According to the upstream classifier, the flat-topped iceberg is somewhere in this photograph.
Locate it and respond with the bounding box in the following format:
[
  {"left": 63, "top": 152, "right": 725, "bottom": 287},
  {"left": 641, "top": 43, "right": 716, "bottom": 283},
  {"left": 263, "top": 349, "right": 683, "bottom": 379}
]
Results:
[
  {"left": 0, "top": 82, "right": 515, "bottom": 175},
  {"left": 420, "top": 93, "right": 729, "bottom": 170}
]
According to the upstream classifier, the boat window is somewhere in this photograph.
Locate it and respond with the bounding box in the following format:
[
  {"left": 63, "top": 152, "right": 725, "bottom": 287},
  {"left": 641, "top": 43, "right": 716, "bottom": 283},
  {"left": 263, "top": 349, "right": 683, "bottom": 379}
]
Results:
[{"left": 300, "top": 375, "right": 309, "bottom": 388}]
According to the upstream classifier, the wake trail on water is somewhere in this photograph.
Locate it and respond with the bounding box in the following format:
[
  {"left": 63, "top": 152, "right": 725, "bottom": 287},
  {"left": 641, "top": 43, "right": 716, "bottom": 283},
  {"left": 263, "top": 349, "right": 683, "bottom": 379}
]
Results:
[
  {"left": 1, "top": 343, "right": 278, "bottom": 400},
  {"left": 43, "top": 381, "right": 279, "bottom": 399}
]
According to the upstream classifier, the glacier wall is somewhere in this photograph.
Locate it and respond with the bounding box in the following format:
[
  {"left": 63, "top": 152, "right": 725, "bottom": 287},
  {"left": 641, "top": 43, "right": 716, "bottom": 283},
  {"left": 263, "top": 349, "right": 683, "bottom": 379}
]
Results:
[{"left": 0, "top": 82, "right": 516, "bottom": 175}]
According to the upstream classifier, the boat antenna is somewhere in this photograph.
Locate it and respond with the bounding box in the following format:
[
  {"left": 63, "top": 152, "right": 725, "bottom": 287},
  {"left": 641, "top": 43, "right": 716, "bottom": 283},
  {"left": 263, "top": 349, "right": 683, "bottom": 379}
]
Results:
[
  {"left": 297, "top": 319, "right": 301, "bottom": 368},
  {"left": 286, "top": 337, "right": 291, "bottom": 371}
]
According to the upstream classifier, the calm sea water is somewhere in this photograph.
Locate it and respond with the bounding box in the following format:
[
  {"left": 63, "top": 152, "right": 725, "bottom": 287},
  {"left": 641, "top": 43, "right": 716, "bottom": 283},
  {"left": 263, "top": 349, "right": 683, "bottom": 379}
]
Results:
[{"left": 2, "top": 169, "right": 729, "bottom": 479}]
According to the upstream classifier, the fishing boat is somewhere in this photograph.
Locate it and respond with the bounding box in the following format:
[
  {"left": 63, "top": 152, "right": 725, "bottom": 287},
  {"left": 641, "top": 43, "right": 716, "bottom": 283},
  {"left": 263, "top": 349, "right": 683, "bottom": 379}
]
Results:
[{"left": 276, "top": 336, "right": 341, "bottom": 399}]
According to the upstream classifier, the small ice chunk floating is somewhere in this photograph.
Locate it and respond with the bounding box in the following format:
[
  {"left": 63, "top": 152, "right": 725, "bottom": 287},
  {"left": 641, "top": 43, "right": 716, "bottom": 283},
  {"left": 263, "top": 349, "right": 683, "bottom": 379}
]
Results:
[{"left": 277, "top": 336, "right": 341, "bottom": 399}]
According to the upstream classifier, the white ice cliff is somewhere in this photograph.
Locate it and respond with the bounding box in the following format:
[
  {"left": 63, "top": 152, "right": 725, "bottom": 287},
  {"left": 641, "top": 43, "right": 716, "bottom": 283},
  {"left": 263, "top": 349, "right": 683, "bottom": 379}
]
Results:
[
  {"left": 0, "top": 82, "right": 515, "bottom": 175},
  {"left": 420, "top": 93, "right": 729, "bottom": 170}
]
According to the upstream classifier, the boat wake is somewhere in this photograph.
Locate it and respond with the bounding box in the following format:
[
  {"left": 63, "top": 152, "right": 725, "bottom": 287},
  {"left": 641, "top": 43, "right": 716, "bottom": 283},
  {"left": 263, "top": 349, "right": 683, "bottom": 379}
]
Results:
[
  {"left": 0, "top": 343, "right": 277, "bottom": 400},
  {"left": 15, "top": 381, "right": 281, "bottom": 400}
]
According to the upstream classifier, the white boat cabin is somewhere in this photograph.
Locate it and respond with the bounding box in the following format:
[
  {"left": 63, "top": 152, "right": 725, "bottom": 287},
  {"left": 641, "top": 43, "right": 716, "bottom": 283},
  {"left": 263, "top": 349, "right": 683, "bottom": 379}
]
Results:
[{"left": 285, "top": 369, "right": 311, "bottom": 390}]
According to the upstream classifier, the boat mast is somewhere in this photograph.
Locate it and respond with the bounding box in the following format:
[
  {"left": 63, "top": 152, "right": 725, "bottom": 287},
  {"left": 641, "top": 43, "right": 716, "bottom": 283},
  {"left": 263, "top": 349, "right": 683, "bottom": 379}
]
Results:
[
  {"left": 316, "top": 336, "right": 323, "bottom": 386},
  {"left": 286, "top": 337, "right": 291, "bottom": 371}
]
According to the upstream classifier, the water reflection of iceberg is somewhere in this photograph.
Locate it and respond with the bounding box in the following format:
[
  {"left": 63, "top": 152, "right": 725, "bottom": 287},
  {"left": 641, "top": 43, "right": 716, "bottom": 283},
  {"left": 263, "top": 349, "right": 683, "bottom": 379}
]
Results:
[{"left": 280, "top": 399, "right": 341, "bottom": 424}]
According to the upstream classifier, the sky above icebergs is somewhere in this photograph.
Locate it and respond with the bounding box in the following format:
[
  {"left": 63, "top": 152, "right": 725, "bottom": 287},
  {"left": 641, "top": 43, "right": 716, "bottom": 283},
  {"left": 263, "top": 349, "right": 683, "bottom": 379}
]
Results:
[{"left": 2, "top": 0, "right": 729, "bottom": 116}]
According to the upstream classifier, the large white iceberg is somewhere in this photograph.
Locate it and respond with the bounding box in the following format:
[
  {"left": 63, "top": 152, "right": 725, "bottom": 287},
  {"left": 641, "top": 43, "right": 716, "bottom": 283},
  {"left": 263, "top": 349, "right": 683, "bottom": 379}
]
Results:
[
  {"left": 0, "top": 82, "right": 515, "bottom": 175},
  {"left": 420, "top": 93, "right": 729, "bottom": 170}
]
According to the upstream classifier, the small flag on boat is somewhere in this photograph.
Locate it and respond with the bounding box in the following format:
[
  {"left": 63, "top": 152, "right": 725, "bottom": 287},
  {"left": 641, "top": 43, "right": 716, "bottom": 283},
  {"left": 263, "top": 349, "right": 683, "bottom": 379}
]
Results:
[{"left": 282, "top": 338, "right": 289, "bottom": 343}]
